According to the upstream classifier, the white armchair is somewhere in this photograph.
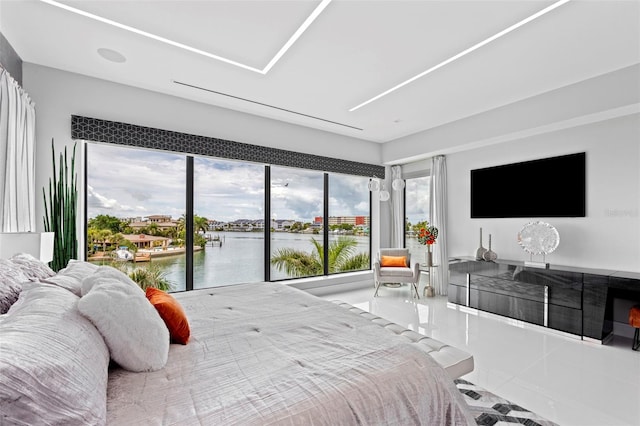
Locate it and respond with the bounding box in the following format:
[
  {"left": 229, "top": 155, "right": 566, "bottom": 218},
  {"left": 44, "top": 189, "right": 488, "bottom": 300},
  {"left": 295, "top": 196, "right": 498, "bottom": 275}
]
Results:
[{"left": 373, "top": 248, "right": 421, "bottom": 298}]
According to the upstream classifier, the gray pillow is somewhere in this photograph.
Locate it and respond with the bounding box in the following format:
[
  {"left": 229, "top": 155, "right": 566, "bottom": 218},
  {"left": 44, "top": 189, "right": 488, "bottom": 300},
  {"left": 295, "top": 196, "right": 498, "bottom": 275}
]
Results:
[
  {"left": 0, "top": 259, "right": 28, "bottom": 314},
  {"left": 41, "top": 274, "right": 83, "bottom": 296},
  {"left": 10, "top": 252, "right": 56, "bottom": 281},
  {"left": 0, "top": 283, "right": 110, "bottom": 425}
]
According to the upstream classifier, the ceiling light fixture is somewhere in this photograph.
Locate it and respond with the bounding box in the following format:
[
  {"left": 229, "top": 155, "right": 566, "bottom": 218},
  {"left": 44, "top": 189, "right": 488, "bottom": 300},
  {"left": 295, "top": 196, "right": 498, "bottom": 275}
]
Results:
[
  {"left": 39, "top": 0, "right": 331, "bottom": 74},
  {"left": 349, "top": 0, "right": 571, "bottom": 112}
]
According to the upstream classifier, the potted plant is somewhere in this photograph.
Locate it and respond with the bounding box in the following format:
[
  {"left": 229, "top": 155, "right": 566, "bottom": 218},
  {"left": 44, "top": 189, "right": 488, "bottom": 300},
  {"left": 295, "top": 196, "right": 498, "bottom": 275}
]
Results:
[{"left": 43, "top": 139, "right": 77, "bottom": 271}]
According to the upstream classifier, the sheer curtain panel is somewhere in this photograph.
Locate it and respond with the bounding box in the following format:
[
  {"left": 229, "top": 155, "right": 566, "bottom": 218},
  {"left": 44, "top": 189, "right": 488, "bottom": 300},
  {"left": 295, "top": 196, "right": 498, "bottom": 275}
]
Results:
[
  {"left": 429, "top": 156, "right": 448, "bottom": 295},
  {"left": 0, "top": 68, "right": 36, "bottom": 232},
  {"left": 390, "top": 165, "right": 404, "bottom": 248}
]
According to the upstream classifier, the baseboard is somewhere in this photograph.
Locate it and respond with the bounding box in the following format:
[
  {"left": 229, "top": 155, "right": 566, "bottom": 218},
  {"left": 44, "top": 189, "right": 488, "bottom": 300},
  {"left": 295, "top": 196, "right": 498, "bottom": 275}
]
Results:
[{"left": 287, "top": 271, "right": 373, "bottom": 296}]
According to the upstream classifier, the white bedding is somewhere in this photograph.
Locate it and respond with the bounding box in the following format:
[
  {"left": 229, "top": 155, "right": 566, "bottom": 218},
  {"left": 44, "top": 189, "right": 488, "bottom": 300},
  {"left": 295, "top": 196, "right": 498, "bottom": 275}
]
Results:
[{"left": 107, "top": 283, "right": 474, "bottom": 425}]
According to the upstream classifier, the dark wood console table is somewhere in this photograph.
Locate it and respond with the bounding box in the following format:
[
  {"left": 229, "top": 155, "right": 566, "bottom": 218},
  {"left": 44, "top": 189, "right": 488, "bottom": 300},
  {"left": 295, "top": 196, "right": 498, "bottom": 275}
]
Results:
[{"left": 448, "top": 257, "right": 640, "bottom": 343}]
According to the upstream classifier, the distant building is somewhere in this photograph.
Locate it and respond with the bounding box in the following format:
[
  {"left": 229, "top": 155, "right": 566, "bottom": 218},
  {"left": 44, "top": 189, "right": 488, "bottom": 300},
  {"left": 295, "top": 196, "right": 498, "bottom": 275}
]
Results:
[
  {"left": 129, "top": 215, "right": 178, "bottom": 231},
  {"left": 317, "top": 216, "right": 371, "bottom": 226},
  {"left": 271, "top": 219, "right": 295, "bottom": 231},
  {"left": 122, "top": 234, "right": 170, "bottom": 250},
  {"left": 147, "top": 215, "right": 172, "bottom": 223}
]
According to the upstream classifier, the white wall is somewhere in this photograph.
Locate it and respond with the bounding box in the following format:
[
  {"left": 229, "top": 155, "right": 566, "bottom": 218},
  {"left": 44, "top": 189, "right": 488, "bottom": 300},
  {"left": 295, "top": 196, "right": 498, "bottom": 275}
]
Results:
[
  {"left": 447, "top": 113, "right": 640, "bottom": 272},
  {"left": 23, "top": 64, "right": 383, "bottom": 242},
  {"left": 381, "top": 64, "right": 640, "bottom": 165}
]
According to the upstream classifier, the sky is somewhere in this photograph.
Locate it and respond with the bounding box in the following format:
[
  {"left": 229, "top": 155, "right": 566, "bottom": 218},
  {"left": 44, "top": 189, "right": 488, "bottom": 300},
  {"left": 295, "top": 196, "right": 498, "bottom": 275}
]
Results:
[
  {"left": 87, "top": 143, "right": 374, "bottom": 223},
  {"left": 405, "top": 176, "right": 431, "bottom": 227}
]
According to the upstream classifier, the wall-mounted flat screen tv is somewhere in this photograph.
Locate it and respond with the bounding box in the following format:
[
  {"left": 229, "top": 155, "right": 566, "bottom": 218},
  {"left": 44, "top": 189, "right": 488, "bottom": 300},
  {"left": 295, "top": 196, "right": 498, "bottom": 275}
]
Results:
[{"left": 471, "top": 152, "right": 586, "bottom": 218}]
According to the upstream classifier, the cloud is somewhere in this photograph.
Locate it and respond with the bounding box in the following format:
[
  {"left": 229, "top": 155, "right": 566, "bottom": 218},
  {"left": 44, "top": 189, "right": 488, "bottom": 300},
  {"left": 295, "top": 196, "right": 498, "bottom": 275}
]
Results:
[
  {"left": 87, "top": 143, "right": 372, "bottom": 223},
  {"left": 87, "top": 185, "right": 141, "bottom": 212}
]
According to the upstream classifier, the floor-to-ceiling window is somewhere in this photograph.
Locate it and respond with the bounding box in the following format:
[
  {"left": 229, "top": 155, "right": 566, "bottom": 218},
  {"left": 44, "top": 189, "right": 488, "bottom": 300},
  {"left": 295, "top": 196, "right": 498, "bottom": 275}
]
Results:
[
  {"left": 328, "top": 173, "right": 370, "bottom": 274},
  {"left": 269, "top": 166, "right": 325, "bottom": 280},
  {"left": 80, "top": 116, "right": 379, "bottom": 292},
  {"left": 86, "top": 143, "right": 187, "bottom": 291},
  {"left": 194, "top": 157, "right": 265, "bottom": 288},
  {"left": 405, "top": 175, "right": 431, "bottom": 263},
  {"left": 87, "top": 143, "right": 373, "bottom": 290}
]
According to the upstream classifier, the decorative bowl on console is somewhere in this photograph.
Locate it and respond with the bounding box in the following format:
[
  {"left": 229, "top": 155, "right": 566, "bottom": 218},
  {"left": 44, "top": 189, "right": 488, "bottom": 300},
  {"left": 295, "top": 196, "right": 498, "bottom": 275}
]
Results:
[{"left": 517, "top": 221, "right": 559, "bottom": 268}]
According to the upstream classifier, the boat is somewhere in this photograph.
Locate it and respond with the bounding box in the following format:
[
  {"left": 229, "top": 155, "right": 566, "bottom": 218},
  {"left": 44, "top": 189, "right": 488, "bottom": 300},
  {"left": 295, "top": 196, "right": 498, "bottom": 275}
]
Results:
[
  {"left": 134, "top": 252, "right": 151, "bottom": 262},
  {"left": 113, "top": 246, "right": 134, "bottom": 261}
]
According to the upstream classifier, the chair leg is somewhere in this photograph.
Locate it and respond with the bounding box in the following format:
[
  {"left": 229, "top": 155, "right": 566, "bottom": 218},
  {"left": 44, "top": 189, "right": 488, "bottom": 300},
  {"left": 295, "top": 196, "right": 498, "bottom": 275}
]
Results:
[
  {"left": 374, "top": 281, "right": 381, "bottom": 297},
  {"left": 411, "top": 282, "right": 420, "bottom": 299},
  {"left": 633, "top": 328, "right": 639, "bottom": 351}
]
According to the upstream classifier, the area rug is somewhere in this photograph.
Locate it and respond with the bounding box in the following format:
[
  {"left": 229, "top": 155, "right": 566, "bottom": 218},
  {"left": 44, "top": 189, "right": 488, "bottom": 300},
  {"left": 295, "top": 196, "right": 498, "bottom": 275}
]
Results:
[{"left": 455, "top": 379, "right": 559, "bottom": 426}]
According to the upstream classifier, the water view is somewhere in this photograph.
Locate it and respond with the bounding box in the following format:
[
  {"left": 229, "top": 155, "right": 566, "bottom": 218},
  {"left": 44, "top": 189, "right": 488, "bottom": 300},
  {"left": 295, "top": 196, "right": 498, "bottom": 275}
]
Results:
[{"left": 92, "top": 232, "right": 371, "bottom": 292}]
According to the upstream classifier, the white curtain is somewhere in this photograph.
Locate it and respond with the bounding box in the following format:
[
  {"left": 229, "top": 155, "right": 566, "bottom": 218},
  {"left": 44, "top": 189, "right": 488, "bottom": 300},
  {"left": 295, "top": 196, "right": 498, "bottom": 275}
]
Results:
[
  {"left": 429, "top": 156, "right": 448, "bottom": 295},
  {"left": 0, "top": 68, "right": 36, "bottom": 232},
  {"left": 390, "top": 165, "right": 404, "bottom": 248}
]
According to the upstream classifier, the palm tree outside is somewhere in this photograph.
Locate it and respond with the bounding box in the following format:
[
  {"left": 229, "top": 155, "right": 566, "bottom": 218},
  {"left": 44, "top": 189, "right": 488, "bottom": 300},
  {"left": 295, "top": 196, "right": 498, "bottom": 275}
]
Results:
[{"left": 271, "top": 236, "right": 369, "bottom": 278}]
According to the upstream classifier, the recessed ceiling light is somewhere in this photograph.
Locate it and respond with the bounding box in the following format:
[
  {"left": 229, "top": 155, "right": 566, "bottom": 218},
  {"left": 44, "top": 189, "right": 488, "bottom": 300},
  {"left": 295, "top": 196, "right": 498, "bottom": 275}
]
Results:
[
  {"left": 97, "top": 48, "right": 126, "bottom": 63},
  {"left": 38, "top": 0, "right": 331, "bottom": 74},
  {"left": 349, "top": 0, "right": 571, "bottom": 112}
]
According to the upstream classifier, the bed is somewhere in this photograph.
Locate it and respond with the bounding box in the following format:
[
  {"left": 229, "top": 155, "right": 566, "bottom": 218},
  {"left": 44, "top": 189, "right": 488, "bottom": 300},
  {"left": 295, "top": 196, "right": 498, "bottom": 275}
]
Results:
[{"left": 0, "top": 257, "right": 475, "bottom": 425}]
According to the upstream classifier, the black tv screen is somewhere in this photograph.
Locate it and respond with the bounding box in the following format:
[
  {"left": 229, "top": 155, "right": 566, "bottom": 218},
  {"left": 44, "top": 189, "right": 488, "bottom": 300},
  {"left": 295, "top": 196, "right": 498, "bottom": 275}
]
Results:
[{"left": 471, "top": 152, "right": 586, "bottom": 218}]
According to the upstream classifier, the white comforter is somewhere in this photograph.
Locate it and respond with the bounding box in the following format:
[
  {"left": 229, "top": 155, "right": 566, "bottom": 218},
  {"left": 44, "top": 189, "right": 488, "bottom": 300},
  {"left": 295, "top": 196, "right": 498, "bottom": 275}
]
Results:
[{"left": 107, "top": 283, "right": 474, "bottom": 425}]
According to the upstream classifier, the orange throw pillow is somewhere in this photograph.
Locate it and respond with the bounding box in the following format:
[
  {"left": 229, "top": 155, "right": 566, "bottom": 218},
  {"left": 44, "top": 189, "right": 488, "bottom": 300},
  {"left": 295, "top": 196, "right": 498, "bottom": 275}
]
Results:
[
  {"left": 145, "top": 287, "right": 191, "bottom": 345},
  {"left": 380, "top": 255, "right": 407, "bottom": 267}
]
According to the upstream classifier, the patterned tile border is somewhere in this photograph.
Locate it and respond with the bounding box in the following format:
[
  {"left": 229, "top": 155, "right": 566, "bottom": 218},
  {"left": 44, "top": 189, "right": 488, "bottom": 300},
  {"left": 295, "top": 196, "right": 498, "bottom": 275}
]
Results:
[{"left": 71, "top": 116, "right": 385, "bottom": 178}]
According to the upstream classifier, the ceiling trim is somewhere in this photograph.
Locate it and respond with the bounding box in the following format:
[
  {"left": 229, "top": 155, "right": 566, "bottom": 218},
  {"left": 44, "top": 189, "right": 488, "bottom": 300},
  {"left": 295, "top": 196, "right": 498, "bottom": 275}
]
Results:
[
  {"left": 174, "top": 80, "right": 363, "bottom": 131},
  {"left": 349, "top": 0, "right": 572, "bottom": 112},
  {"left": 38, "top": 0, "right": 332, "bottom": 74}
]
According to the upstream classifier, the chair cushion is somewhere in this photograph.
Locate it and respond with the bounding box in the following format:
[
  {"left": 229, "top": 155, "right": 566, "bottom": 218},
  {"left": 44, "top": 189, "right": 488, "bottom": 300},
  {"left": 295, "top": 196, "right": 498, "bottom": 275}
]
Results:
[
  {"left": 379, "top": 267, "right": 414, "bottom": 278},
  {"left": 380, "top": 255, "right": 407, "bottom": 267},
  {"left": 630, "top": 306, "right": 640, "bottom": 328}
]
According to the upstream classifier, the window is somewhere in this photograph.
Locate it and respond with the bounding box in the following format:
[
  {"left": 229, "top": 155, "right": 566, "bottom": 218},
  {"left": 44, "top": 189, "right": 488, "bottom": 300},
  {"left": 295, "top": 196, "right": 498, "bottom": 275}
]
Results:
[
  {"left": 328, "top": 174, "right": 370, "bottom": 274},
  {"left": 269, "top": 167, "right": 324, "bottom": 280},
  {"left": 86, "top": 143, "right": 187, "bottom": 291},
  {"left": 86, "top": 141, "right": 373, "bottom": 291},
  {"left": 405, "top": 176, "right": 431, "bottom": 263},
  {"left": 194, "top": 157, "right": 265, "bottom": 288}
]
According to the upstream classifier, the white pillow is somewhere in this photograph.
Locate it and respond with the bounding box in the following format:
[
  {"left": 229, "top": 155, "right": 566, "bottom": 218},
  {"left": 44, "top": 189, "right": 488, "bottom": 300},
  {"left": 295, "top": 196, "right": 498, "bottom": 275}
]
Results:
[
  {"left": 78, "top": 275, "right": 169, "bottom": 372},
  {"left": 81, "top": 265, "right": 142, "bottom": 296},
  {"left": 58, "top": 259, "right": 99, "bottom": 281},
  {"left": 0, "top": 283, "right": 109, "bottom": 425}
]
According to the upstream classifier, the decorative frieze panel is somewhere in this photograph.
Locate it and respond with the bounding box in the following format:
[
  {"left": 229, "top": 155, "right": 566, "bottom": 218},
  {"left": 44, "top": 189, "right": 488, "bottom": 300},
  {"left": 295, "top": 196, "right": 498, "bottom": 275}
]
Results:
[{"left": 71, "top": 115, "right": 385, "bottom": 178}]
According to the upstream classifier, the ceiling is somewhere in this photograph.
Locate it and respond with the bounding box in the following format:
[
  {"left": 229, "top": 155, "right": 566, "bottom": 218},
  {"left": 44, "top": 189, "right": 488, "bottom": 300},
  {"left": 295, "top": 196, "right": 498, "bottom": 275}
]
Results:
[{"left": 1, "top": 0, "right": 639, "bottom": 143}]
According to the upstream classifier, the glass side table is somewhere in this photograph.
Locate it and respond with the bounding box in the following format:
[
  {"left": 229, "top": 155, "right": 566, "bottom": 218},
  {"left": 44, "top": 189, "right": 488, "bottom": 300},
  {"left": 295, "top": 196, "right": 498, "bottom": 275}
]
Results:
[{"left": 419, "top": 263, "right": 438, "bottom": 297}]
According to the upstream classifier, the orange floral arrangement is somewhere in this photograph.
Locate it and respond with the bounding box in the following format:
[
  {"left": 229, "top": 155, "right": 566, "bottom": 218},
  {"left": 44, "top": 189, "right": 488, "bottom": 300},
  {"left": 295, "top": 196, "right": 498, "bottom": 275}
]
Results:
[{"left": 418, "top": 222, "right": 438, "bottom": 245}]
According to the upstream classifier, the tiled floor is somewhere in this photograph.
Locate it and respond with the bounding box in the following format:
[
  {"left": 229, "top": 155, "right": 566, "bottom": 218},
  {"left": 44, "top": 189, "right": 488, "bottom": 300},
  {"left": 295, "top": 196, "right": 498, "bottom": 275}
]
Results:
[{"left": 318, "top": 284, "right": 640, "bottom": 426}]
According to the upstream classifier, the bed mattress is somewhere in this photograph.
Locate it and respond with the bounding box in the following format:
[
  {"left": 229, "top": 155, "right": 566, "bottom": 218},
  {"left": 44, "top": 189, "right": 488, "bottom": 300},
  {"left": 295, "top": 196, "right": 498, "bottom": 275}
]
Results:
[{"left": 107, "top": 283, "right": 475, "bottom": 425}]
